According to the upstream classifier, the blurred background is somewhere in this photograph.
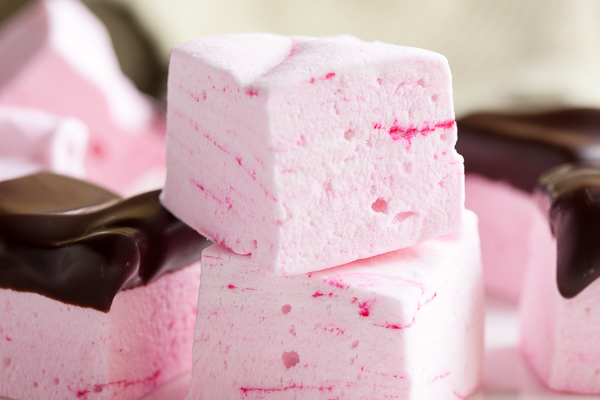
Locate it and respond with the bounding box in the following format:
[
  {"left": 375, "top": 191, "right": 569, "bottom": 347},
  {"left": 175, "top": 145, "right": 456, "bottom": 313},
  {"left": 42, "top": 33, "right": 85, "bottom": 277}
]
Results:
[{"left": 2, "top": 0, "right": 600, "bottom": 117}]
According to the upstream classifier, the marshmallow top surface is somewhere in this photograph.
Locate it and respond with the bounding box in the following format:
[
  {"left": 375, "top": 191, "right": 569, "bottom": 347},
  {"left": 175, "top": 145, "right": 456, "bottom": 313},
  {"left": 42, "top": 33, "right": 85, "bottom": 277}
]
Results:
[
  {"left": 0, "top": 173, "right": 208, "bottom": 311},
  {"left": 175, "top": 33, "right": 449, "bottom": 91}
]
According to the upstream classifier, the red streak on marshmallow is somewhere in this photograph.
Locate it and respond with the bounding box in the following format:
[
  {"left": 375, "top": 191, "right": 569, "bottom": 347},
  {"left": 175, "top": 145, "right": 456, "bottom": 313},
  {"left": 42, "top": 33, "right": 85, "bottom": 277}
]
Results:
[
  {"left": 0, "top": 262, "right": 201, "bottom": 400},
  {"left": 185, "top": 211, "right": 483, "bottom": 399},
  {"left": 309, "top": 72, "right": 336, "bottom": 83},
  {"left": 161, "top": 33, "right": 463, "bottom": 275},
  {"left": 239, "top": 383, "right": 334, "bottom": 395},
  {"left": 70, "top": 370, "right": 162, "bottom": 399},
  {"left": 388, "top": 120, "right": 456, "bottom": 149},
  {"left": 374, "top": 292, "right": 437, "bottom": 330}
]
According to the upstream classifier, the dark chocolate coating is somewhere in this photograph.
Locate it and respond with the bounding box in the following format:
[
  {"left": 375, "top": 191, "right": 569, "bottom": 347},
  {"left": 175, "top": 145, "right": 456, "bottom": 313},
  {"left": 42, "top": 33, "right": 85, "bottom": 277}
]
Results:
[
  {"left": 457, "top": 108, "right": 600, "bottom": 192},
  {"left": 0, "top": 173, "right": 209, "bottom": 312},
  {"left": 538, "top": 164, "right": 600, "bottom": 298}
]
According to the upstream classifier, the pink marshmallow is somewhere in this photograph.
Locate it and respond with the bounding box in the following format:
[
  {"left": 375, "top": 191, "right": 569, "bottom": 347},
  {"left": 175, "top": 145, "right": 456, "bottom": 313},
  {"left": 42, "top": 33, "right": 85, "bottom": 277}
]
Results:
[
  {"left": 0, "top": 106, "right": 87, "bottom": 181},
  {"left": 457, "top": 108, "right": 600, "bottom": 303},
  {"left": 0, "top": 0, "right": 166, "bottom": 194},
  {"left": 0, "top": 262, "right": 201, "bottom": 400},
  {"left": 465, "top": 174, "right": 538, "bottom": 302},
  {"left": 161, "top": 33, "right": 464, "bottom": 275},
  {"left": 520, "top": 165, "right": 600, "bottom": 394},
  {"left": 185, "top": 210, "right": 483, "bottom": 399}
]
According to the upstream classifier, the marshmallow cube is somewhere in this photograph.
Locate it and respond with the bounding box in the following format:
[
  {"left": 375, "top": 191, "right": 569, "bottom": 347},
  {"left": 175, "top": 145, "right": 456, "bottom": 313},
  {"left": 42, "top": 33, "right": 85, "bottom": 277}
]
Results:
[
  {"left": 0, "top": 106, "right": 88, "bottom": 181},
  {"left": 520, "top": 207, "right": 600, "bottom": 394},
  {"left": 186, "top": 210, "right": 483, "bottom": 400},
  {"left": 162, "top": 33, "right": 464, "bottom": 275},
  {"left": 0, "top": 0, "right": 166, "bottom": 194},
  {"left": 0, "top": 262, "right": 201, "bottom": 400}
]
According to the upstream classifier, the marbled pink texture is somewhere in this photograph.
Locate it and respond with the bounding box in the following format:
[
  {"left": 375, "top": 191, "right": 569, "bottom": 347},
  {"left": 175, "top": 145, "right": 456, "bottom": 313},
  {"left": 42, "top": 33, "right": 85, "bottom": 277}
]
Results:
[
  {"left": 161, "top": 33, "right": 464, "bottom": 275},
  {"left": 0, "top": 263, "right": 201, "bottom": 400},
  {"left": 185, "top": 211, "right": 483, "bottom": 399},
  {"left": 520, "top": 206, "right": 600, "bottom": 394}
]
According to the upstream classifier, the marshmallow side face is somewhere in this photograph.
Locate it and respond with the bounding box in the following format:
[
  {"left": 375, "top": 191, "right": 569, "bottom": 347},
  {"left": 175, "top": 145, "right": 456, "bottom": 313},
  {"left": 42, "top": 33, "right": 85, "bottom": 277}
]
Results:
[
  {"left": 520, "top": 173, "right": 600, "bottom": 394},
  {"left": 186, "top": 210, "right": 483, "bottom": 399},
  {"left": 465, "top": 174, "right": 538, "bottom": 302},
  {"left": 520, "top": 206, "right": 560, "bottom": 390},
  {"left": 162, "top": 33, "right": 464, "bottom": 275},
  {"left": 0, "top": 262, "right": 201, "bottom": 400}
]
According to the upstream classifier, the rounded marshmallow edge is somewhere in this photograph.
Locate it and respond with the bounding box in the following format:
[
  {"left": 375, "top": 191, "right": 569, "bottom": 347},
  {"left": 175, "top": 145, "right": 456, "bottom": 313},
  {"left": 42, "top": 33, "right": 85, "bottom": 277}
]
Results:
[{"left": 173, "top": 33, "right": 452, "bottom": 94}]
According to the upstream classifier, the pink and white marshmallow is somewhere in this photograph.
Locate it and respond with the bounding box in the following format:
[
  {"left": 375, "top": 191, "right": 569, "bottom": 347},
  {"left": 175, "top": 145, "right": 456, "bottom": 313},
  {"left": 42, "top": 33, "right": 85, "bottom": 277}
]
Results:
[
  {"left": 465, "top": 175, "right": 539, "bottom": 301},
  {"left": 520, "top": 164, "right": 600, "bottom": 394},
  {"left": 0, "top": 0, "right": 166, "bottom": 194},
  {"left": 0, "top": 262, "right": 201, "bottom": 400},
  {"left": 186, "top": 210, "right": 483, "bottom": 399},
  {"left": 161, "top": 33, "right": 464, "bottom": 275}
]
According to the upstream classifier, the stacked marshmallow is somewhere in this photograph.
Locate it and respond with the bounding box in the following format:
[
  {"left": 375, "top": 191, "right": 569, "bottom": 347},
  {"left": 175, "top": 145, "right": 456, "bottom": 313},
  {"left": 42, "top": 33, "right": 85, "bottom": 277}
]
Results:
[{"left": 161, "top": 33, "right": 484, "bottom": 399}]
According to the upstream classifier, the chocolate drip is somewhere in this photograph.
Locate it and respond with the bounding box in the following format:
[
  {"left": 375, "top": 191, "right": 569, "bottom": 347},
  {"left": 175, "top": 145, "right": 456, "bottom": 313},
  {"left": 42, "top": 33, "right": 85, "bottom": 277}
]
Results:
[
  {"left": 538, "top": 164, "right": 600, "bottom": 298},
  {"left": 457, "top": 108, "right": 600, "bottom": 192},
  {"left": 0, "top": 173, "right": 209, "bottom": 312}
]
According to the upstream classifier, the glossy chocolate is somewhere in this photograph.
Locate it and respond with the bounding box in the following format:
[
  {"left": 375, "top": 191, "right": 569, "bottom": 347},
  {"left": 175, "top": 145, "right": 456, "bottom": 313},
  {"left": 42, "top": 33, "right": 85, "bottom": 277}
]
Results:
[
  {"left": 538, "top": 164, "right": 600, "bottom": 298},
  {"left": 0, "top": 173, "right": 209, "bottom": 311},
  {"left": 457, "top": 108, "right": 600, "bottom": 192}
]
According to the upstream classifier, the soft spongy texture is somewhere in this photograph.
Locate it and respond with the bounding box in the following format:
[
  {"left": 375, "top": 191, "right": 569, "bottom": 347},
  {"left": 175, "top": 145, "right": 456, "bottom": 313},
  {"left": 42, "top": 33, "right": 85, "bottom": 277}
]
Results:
[
  {"left": 186, "top": 210, "right": 483, "bottom": 399},
  {"left": 162, "top": 33, "right": 463, "bottom": 275},
  {"left": 520, "top": 207, "right": 600, "bottom": 394}
]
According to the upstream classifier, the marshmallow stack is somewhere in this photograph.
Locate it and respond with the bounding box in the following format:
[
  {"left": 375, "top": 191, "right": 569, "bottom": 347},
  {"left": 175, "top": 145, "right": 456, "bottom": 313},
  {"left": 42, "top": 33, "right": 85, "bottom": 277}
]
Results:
[{"left": 161, "top": 33, "right": 484, "bottom": 399}]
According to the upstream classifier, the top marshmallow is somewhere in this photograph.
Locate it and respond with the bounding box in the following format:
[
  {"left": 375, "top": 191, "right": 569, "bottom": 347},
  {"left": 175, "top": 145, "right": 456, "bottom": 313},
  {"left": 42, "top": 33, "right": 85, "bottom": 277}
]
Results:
[{"left": 161, "top": 33, "right": 464, "bottom": 275}]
